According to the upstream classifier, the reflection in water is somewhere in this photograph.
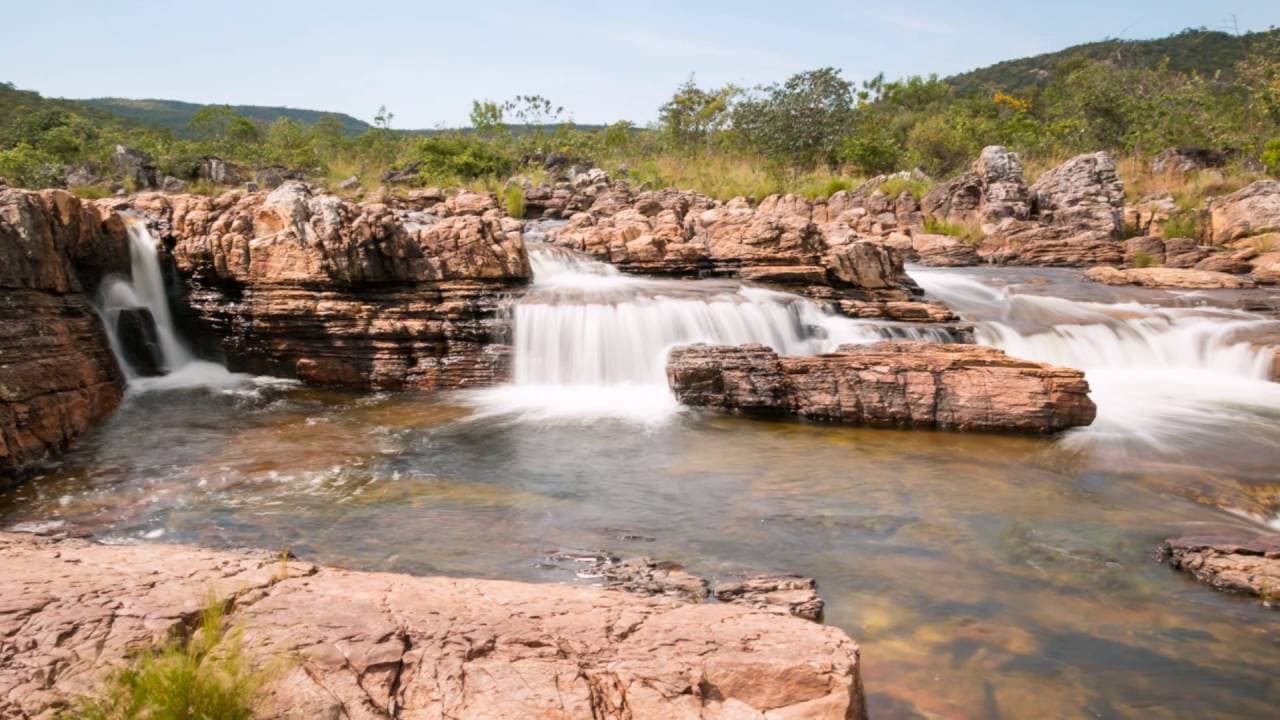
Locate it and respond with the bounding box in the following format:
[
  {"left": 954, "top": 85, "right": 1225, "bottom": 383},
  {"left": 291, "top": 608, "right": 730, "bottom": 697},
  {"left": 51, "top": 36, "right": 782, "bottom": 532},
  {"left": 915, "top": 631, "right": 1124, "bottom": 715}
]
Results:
[{"left": 4, "top": 264, "right": 1280, "bottom": 717}]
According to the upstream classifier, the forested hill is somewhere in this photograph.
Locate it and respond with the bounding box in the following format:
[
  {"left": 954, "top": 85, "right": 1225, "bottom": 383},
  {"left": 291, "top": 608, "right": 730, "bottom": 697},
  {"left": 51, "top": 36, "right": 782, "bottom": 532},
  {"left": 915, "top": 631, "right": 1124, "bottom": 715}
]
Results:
[
  {"left": 76, "top": 98, "right": 372, "bottom": 136},
  {"left": 948, "top": 27, "right": 1280, "bottom": 94}
]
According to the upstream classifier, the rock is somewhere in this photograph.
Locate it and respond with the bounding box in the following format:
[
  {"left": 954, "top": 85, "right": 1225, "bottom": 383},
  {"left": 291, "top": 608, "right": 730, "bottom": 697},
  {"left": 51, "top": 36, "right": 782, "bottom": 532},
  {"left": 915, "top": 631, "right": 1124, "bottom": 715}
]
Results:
[
  {"left": 336, "top": 175, "right": 360, "bottom": 191},
  {"left": 1124, "top": 191, "right": 1178, "bottom": 237},
  {"left": 160, "top": 175, "right": 186, "bottom": 194},
  {"left": 1123, "top": 236, "right": 1165, "bottom": 266},
  {"left": 1160, "top": 534, "right": 1280, "bottom": 605},
  {"left": 112, "top": 307, "right": 164, "bottom": 376},
  {"left": 0, "top": 189, "right": 127, "bottom": 479},
  {"left": 1084, "top": 266, "right": 1257, "bottom": 289},
  {"left": 1162, "top": 237, "right": 1212, "bottom": 268},
  {"left": 63, "top": 164, "right": 101, "bottom": 188},
  {"left": 110, "top": 145, "right": 157, "bottom": 190},
  {"left": 667, "top": 342, "right": 1095, "bottom": 433},
  {"left": 1194, "top": 252, "right": 1254, "bottom": 274},
  {"left": 1151, "top": 148, "right": 1227, "bottom": 174},
  {"left": 0, "top": 531, "right": 868, "bottom": 720},
  {"left": 921, "top": 145, "right": 1031, "bottom": 234},
  {"left": 198, "top": 156, "right": 240, "bottom": 185},
  {"left": 1207, "top": 180, "right": 1280, "bottom": 245},
  {"left": 601, "top": 557, "right": 710, "bottom": 602},
  {"left": 1029, "top": 151, "right": 1125, "bottom": 238},
  {"left": 107, "top": 182, "right": 530, "bottom": 389},
  {"left": 713, "top": 573, "right": 825, "bottom": 621},
  {"left": 911, "top": 233, "right": 981, "bottom": 266},
  {"left": 253, "top": 166, "right": 288, "bottom": 190},
  {"left": 994, "top": 225, "right": 1124, "bottom": 266},
  {"left": 382, "top": 161, "right": 424, "bottom": 185}
]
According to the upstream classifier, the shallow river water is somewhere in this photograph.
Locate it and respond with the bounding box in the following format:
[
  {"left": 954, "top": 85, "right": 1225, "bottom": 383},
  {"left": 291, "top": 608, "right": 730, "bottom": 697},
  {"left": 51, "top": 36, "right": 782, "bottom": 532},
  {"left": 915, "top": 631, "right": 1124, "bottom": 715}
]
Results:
[{"left": 4, "top": 253, "right": 1280, "bottom": 718}]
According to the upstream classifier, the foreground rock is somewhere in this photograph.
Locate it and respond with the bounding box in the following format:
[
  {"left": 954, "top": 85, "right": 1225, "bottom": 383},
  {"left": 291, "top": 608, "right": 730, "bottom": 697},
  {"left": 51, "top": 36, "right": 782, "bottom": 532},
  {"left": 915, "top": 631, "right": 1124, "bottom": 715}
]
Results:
[
  {"left": 0, "top": 531, "right": 867, "bottom": 719},
  {"left": 667, "top": 342, "right": 1095, "bottom": 433},
  {"left": 0, "top": 189, "right": 127, "bottom": 480},
  {"left": 106, "top": 183, "right": 529, "bottom": 389},
  {"left": 1084, "top": 266, "right": 1257, "bottom": 289},
  {"left": 1160, "top": 534, "right": 1280, "bottom": 606}
]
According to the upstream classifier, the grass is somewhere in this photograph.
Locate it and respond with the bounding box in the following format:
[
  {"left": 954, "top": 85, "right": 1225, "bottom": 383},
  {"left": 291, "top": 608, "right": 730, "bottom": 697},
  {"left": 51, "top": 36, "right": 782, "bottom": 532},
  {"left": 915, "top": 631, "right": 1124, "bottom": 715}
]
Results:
[
  {"left": 1130, "top": 250, "right": 1157, "bottom": 268},
  {"left": 1160, "top": 209, "right": 1201, "bottom": 240},
  {"left": 797, "top": 176, "right": 856, "bottom": 200},
  {"left": 924, "top": 216, "right": 983, "bottom": 244},
  {"left": 69, "top": 185, "right": 115, "bottom": 199},
  {"left": 878, "top": 175, "right": 933, "bottom": 200},
  {"left": 503, "top": 184, "right": 526, "bottom": 218},
  {"left": 68, "top": 601, "right": 263, "bottom": 720}
]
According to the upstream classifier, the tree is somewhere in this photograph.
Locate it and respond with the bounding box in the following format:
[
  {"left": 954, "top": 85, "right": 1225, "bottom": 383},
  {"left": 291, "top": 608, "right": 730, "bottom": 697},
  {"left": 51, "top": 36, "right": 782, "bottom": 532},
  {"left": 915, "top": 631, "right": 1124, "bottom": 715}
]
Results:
[
  {"left": 733, "top": 67, "right": 854, "bottom": 170},
  {"left": 469, "top": 100, "right": 505, "bottom": 136},
  {"left": 658, "top": 76, "right": 738, "bottom": 151}
]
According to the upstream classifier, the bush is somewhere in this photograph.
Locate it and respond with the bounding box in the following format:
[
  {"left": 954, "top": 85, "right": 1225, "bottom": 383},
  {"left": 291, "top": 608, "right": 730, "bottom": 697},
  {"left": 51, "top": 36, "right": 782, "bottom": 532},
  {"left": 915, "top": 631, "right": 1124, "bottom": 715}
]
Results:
[
  {"left": 1263, "top": 139, "right": 1280, "bottom": 176},
  {"left": 503, "top": 184, "right": 526, "bottom": 217},
  {"left": 924, "top": 216, "right": 982, "bottom": 244},
  {"left": 1161, "top": 209, "right": 1200, "bottom": 239},
  {"left": 878, "top": 175, "right": 932, "bottom": 200},
  {"left": 1131, "top": 251, "right": 1157, "bottom": 268},
  {"left": 409, "top": 135, "right": 512, "bottom": 183},
  {"left": 0, "top": 142, "right": 63, "bottom": 188}
]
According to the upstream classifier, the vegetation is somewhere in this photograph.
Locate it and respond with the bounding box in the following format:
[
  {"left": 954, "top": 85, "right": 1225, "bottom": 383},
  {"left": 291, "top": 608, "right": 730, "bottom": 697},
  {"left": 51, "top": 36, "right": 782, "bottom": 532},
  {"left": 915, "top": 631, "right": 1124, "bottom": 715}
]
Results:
[
  {"left": 2, "top": 28, "right": 1279, "bottom": 200},
  {"left": 68, "top": 602, "right": 263, "bottom": 720}
]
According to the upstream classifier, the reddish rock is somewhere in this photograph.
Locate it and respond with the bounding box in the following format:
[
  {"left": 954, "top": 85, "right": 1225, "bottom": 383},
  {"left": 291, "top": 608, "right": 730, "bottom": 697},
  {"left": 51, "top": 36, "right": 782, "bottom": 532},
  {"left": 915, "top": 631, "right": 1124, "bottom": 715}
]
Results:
[
  {"left": 0, "top": 189, "right": 127, "bottom": 479},
  {"left": 714, "top": 574, "right": 825, "bottom": 622},
  {"left": 921, "top": 145, "right": 1031, "bottom": 234},
  {"left": 1207, "top": 180, "right": 1280, "bottom": 245},
  {"left": 1160, "top": 534, "right": 1280, "bottom": 604},
  {"left": 667, "top": 342, "right": 1095, "bottom": 433},
  {"left": 1084, "top": 266, "right": 1257, "bottom": 289},
  {"left": 0, "top": 532, "right": 868, "bottom": 720}
]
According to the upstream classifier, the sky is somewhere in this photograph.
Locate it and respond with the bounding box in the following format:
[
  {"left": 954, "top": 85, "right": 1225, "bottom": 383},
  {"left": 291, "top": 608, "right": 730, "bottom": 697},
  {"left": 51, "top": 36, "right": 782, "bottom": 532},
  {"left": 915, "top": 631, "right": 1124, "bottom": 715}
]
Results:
[{"left": 3, "top": 1, "right": 1277, "bottom": 129}]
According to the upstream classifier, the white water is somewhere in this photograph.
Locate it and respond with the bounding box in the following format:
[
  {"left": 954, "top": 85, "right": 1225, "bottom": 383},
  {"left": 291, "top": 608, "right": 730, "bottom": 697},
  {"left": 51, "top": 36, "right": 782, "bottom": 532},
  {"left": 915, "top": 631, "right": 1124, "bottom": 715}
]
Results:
[
  {"left": 911, "top": 270, "right": 1280, "bottom": 453},
  {"left": 470, "top": 244, "right": 943, "bottom": 423},
  {"left": 98, "top": 220, "right": 248, "bottom": 391}
]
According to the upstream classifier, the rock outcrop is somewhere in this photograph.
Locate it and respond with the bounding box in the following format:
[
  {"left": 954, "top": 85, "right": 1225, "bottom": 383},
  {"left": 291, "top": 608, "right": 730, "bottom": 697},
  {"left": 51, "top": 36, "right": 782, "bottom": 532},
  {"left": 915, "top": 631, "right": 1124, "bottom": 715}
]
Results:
[
  {"left": 1084, "top": 266, "right": 1257, "bottom": 289},
  {"left": 1160, "top": 534, "right": 1280, "bottom": 605},
  {"left": 106, "top": 183, "right": 530, "bottom": 389},
  {"left": 0, "top": 531, "right": 868, "bottom": 719},
  {"left": 667, "top": 342, "right": 1096, "bottom": 433},
  {"left": 921, "top": 145, "right": 1031, "bottom": 234},
  {"left": 0, "top": 189, "right": 127, "bottom": 480},
  {"left": 1207, "top": 180, "right": 1280, "bottom": 245}
]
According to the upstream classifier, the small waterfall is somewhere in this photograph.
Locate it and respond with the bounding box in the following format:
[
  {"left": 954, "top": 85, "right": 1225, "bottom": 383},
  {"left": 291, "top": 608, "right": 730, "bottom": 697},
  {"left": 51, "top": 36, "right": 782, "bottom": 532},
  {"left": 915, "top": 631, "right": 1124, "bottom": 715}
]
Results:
[
  {"left": 912, "top": 269, "right": 1280, "bottom": 450},
  {"left": 98, "top": 219, "right": 238, "bottom": 390},
  {"left": 470, "top": 243, "right": 906, "bottom": 422}
]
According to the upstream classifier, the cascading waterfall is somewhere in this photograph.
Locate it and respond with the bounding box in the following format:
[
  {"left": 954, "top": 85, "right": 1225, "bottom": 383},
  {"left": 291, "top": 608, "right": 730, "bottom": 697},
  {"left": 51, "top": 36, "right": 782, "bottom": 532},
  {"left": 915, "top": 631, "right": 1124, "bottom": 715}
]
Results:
[
  {"left": 471, "top": 241, "right": 943, "bottom": 422},
  {"left": 97, "top": 219, "right": 240, "bottom": 390},
  {"left": 911, "top": 269, "right": 1280, "bottom": 453}
]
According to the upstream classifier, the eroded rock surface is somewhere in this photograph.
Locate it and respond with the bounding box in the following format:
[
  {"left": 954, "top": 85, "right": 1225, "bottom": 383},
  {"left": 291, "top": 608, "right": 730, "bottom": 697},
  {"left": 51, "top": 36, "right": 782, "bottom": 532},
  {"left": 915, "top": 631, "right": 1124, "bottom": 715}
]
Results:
[
  {"left": 1084, "top": 266, "right": 1257, "bottom": 289},
  {"left": 1160, "top": 534, "right": 1280, "bottom": 605},
  {"left": 0, "top": 189, "right": 127, "bottom": 479},
  {"left": 1207, "top": 180, "right": 1280, "bottom": 245},
  {"left": 0, "top": 532, "right": 867, "bottom": 720},
  {"left": 667, "top": 342, "right": 1095, "bottom": 433}
]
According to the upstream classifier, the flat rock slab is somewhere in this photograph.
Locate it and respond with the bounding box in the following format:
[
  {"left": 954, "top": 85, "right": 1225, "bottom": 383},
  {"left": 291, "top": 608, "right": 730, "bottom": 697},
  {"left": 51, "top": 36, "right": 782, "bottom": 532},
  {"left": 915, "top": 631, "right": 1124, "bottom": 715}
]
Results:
[
  {"left": 1160, "top": 534, "right": 1280, "bottom": 606},
  {"left": 1085, "top": 265, "right": 1257, "bottom": 289},
  {"left": 667, "top": 341, "right": 1096, "bottom": 433},
  {"left": 0, "top": 532, "right": 866, "bottom": 719}
]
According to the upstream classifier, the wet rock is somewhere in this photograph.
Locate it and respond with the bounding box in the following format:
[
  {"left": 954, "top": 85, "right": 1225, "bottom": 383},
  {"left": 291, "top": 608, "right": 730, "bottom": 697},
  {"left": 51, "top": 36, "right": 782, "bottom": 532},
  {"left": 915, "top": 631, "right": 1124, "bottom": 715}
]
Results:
[
  {"left": 1207, "top": 180, "right": 1280, "bottom": 245},
  {"left": 0, "top": 188, "right": 127, "bottom": 479},
  {"left": 601, "top": 557, "right": 710, "bottom": 602},
  {"left": 667, "top": 341, "right": 1096, "bottom": 433},
  {"left": 1160, "top": 534, "right": 1280, "bottom": 605},
  {"left": 0, "top": 531, "right": 868, "bottom": 720},
  {"left": 112, "top": 307, "right": 164, "bottom": 376},
  {"left": 110, "top": 145, "right": 157, "bottom": 189},
  {"left": 714, "top": 573, "right": 824, "bottom": 621},
  {"left": 1085, "top": 266, "right": 1257, "bottom": 289}
]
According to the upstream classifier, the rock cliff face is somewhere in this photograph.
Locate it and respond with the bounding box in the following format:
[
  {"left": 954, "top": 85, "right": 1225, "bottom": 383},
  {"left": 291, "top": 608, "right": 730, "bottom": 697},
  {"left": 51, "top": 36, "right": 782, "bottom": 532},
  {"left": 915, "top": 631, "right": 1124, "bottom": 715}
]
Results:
[
  {"left": 667, "top": 342, "right": 1096, "bottom": 433},
  {"left": 0, "top": 189, "right": 127, "bottom": 480},
  {"left": 107, "top": 183, "right": 530, "bottom": 388},
  {"left": 0, "top": 531, "right": 868, "bottom": 720}
]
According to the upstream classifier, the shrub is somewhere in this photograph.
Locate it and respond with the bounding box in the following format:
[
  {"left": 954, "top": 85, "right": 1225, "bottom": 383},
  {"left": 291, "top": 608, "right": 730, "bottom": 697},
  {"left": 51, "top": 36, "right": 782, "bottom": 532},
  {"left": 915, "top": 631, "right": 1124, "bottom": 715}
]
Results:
[
  {"left": 503, "top": 184, "right": 526, "bottom": 218},
  {"left": 799, "top": 176, "right": 855, "bottom": 199},
  {"left": 1160, "top": 209, "right": 1200, "bottom": 239},
  {"left": 69, "top": 602, "right": 261, "bottom": 720},
  {"left": 409, "top": 135, "right": 513, "bottom": 183},
  {"left": 0, "top": 142, "right": 63, "bottom": 188},
  {"left": 1263, "top": 139, "right": 1280, "bottom": 176},
  {"left": 1131, "top": 251, "right": 1157, "bottom": 268},
  {"left": 878, "top": 175, "right": 932, "bottom": 200},
  {"left": 924, "top": 216, "right": 982, "bottom": 244}
]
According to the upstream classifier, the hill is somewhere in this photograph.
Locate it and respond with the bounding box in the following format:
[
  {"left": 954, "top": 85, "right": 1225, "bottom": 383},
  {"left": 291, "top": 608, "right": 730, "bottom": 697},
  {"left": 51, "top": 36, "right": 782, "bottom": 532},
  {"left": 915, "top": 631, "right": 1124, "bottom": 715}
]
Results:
[
  {"left": 76, "top": 97, "right": 372, "bottom": 136},
  {"left": 947, "top": 27, "right": 1280, "bottom": 95}
]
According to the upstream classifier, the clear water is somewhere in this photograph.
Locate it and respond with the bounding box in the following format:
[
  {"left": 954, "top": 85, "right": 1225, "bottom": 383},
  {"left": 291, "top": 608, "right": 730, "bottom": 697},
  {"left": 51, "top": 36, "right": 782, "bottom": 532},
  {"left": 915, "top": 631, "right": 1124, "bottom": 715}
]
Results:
[{"left": 4, "top": 261, "right": 1280, "bottom": 718}]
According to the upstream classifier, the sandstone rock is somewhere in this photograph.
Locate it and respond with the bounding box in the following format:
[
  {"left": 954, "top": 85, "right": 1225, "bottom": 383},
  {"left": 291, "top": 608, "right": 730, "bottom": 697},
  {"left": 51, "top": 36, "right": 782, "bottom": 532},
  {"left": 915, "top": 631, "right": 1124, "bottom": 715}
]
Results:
[
  {"left": 992, "top": 225, "right": 1124, "bottom": 266},
  {"left": 713, "top": 574, "right": 824, "bottom": 621},
  {"left": 910, "top": 233, "right": 981, "bottom": 266},
  {"left": 0, "top": 532, "right": 868, "bottom": 720},
  {"left": 1160, "top": 534, "right": 1280, "bottom": 605},
  {"left": 1123, "top": 236, "right": 1165, "bottom": 266},
  {"left": 921, "top": 145, "right": 1030, "bottom": 234},
  {"left": 1124, "top": 191, "right": 1178, "bottom": 237},
  {"left": 1194, "top": 251, "right": 1254, "bottom": 274},
  {"left": 110, "top": 145, "right": 156, "bottom": 190},
  {"left": 160, "top": 175, "right": 186, "bottom": 194},
  {"left": 667, "top": 342, "right": 1095, "bottom": 433},
  {"left": 63, "top": 164, "right": 101, "bottom": 188},
  {"left": 1084, "top": 266, "right": 1257, "bottom": 289},
  {"left": 0, "top": 189, "right": 127, "bottom": 479},
  {"left": 254, "top": 166, "right": 288, "bottom": 190},
  {"left": 336, "top": 175, "right": 360, "bottom": 191},
  {"left": 1151, "top": 148, "right": 1227, "bottom": 174},
  {"left": 198, "top": 156, "right": 240, "bottom": 185},
  {"left": 1029, "top": 151, "right": 1125, "bottom": 239},
  {"left": 1162, "top": 237, "right": 1212, "bottom": 268},
  {"left": 1207, "top": 180, "right": 1280, "bottom": 245}
]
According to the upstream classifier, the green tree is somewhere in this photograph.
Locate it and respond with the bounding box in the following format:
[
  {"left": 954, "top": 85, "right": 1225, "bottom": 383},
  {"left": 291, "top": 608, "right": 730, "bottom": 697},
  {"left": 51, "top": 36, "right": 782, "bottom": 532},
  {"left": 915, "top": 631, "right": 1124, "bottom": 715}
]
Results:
[
  {"left": 658, "top": 76, "right": 738, "bottom": 151},
  {"left": 733, "top": 67, "right": 854, "bottom": 170}
]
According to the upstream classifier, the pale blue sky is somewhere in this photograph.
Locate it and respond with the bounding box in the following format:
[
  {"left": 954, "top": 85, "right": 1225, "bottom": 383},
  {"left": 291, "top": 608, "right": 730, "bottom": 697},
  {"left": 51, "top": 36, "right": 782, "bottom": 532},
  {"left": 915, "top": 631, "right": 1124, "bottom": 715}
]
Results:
[{"left": 3, "top": 1, "right": 1276, "bottom": 128}]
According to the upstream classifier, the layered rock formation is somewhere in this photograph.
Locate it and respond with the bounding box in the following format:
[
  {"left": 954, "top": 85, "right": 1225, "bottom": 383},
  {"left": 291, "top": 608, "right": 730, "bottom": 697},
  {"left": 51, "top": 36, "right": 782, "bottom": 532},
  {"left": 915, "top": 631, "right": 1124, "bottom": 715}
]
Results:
[
  {"left": 0, "top": 531, "right": 868, "bottom": 719},
  {"left": 107, "top": 183, "right": 530, "bottom": 388},
  {"left": 0, "top": 189, "right": 127, "bottom": 480},
  {"left": 1207, "top": 180, "right": 1280, "bottom": 245},
  {"left": 667, "top": 342, "right": 1096, "bottom": 433},
  {"left": 1160, "top": 534, "right": 1280, "bottom": 605},
  {"left": 1084, "top": 266, "right": 1258, "bottom": 289}
]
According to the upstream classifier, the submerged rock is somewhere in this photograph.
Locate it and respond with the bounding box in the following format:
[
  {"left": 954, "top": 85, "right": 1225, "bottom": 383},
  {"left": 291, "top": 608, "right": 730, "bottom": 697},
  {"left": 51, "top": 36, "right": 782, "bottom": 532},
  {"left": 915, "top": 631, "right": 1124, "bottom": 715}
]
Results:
[
  {"left": 1160, "top": 534, "right": 1280, "bottom": 606},
  {"left": 0, "top": 531, "right": 868, "bottom": 719},
  {"left": 666, "top": 341, "right": 1096, "bottom": 433}
]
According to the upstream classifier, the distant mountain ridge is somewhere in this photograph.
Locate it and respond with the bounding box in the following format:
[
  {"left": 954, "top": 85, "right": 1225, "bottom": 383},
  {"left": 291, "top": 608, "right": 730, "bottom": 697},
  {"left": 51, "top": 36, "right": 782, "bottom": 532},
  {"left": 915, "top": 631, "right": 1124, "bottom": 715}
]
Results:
[
  {"left": 76, "top": 97, "right": 372, "bottom": 136},
  {"left": 946, "top": 27, "right": 1280, "bottom": 95}
]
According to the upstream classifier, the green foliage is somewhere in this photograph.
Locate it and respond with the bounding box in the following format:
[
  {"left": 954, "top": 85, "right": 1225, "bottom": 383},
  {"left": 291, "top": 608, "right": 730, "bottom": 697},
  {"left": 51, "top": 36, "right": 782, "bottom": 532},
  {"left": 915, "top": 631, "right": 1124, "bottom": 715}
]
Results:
[
  {"left": 1161, "top": 209, "right": 1201, "bottom": 240},
  {"left": 659, "top": 76, "right": 739, "bottom": 151},
  {"left": 733, "top": 67, "right": 854, "bottom": 170},
  {"left": 1131, "top": 251, "right": 1157, "bottom": 268},
  {"left": 924, "top": 216, "right": 981, "bottom": 243},
  {"left": 0, "top": 142, "right": 62, "bottom": 186},
  {"left": 878, "top": 175, "right": 933, "bottom": 200},
  {"left": 1263, "top": 139, "right": 1280, "bottom": 176},
  {"left": 409, "top": 135, "right": 513, "bottom": 182},
  {"left": 69, "top": 602, "right": 261, "bottom": 720},
  {"left": 797, "top": 176, "right": 856, "bottom": 199},
  {"left": 503, "top": 184, "right": 526, "bottom": 217}
]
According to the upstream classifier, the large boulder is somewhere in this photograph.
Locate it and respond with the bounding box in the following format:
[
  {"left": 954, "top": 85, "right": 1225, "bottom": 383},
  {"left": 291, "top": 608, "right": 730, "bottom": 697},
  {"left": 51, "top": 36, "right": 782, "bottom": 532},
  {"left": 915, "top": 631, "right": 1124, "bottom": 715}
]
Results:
[
  {"left": 921, "top": 145, "right": 1031, "bottom": 233},
  {"left": 666, "top": 342, "right": 1096, "bottom": 433},
  {"left": 1084, "top": 266, "right": 1256, "bottom": 289},
  {"left": 1207, "top": 180, "right": 1280, "bottom": 245},
  {"left": 1160, "top": 534, "right": 1280, "bottom": 605},
  {"left": 109, "top": 145, "right": 157, "bottom": 190},
  {"left": 0, "top": 531, "right": 869, "bottom": 720},
  {"left": 1029, "top": 151, "right": 1125, "bottom": 238}
]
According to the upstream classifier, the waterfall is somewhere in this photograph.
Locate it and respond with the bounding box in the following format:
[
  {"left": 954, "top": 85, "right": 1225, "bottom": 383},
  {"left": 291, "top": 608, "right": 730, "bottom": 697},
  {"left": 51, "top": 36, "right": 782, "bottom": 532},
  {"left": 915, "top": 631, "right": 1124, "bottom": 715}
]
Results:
[
  {"left": 97, "top": 219, "right": 238, "bottom": 390},
  {"left": 470, "top": 243, "right": 922, "bottom": 422},
  {"left": 911, "top": 269, "right": 1280, "bottom": 451}
]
